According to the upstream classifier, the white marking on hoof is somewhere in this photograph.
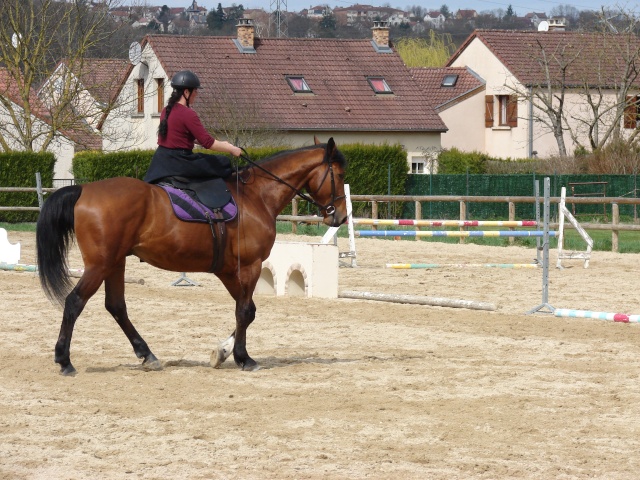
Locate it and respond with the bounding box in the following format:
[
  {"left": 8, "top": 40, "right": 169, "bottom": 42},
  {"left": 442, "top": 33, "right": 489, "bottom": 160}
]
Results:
[{"left": 210, "top": 336, "right": 235, "bottom": 368}]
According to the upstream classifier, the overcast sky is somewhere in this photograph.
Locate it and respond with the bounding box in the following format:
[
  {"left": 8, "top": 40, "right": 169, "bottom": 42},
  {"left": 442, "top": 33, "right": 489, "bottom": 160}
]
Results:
[{"left": 133, "top": 0, "right": 621, "bottom": 16}]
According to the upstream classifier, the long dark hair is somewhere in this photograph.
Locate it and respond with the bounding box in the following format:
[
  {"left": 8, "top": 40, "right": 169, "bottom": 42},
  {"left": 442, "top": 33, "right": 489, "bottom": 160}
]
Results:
[{"left": 157, "top": 88, "right": 184, "bottom": 139}]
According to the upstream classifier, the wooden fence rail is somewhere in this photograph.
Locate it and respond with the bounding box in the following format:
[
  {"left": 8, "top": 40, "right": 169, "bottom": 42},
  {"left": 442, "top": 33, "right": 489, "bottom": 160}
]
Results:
[{"left": 3, "top": 187, "right": 640, "bottom": 252}]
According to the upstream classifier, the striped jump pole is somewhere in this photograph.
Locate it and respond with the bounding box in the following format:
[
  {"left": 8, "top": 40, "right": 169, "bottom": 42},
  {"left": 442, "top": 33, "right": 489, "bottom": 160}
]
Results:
[
  {"left": 355, "top": 230, "right": 556, "bottom": 238},
  {"left": 386, "top": 263, "right": 539, "bottom": 269},
  {"left": 353, "top": 219, "right": 538, "bottom": 227},
  {"left": 0, "top": 262, "right": 37, "bottom": 272},
  {"left": 554, "top": 309, "right": 640, "bottom": 324}
]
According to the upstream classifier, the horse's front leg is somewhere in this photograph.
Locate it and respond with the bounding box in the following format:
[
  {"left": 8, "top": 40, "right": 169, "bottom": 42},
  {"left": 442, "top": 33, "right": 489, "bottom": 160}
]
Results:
[{"left": 213, "top": 265, "right": 260, "bottom": 371}]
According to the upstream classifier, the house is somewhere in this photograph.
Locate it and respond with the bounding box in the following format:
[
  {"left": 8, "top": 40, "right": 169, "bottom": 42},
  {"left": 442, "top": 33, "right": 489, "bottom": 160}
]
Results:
[
  {"left": 411, "top": 66, "right": 485, "bottom": 158},
  {"left": 101, "top": 20, "right": 446, "bottom": 171},
  {"left": 455, "top": 10, "right": 478, "bottom": 20},
  {"left": 424, "top": 11, "right": 446, "bottom": 29},
  {"left": 524, "top": 12, "right": 547, "bottom": 28},
  {"left": 333, "top": 4, "right": 409, "bottom": 26},
  {"left": 303, "top": 5, "right": 332, "bottom": 19},
  {"left": 444, "top": 29, "right": 640, "bottom": 159},
  {"left": 39, "top": 58, "right": 129, "bottom": 130},
  {"left": 0, "top": 68, "right": 75, "bottom": 182}
]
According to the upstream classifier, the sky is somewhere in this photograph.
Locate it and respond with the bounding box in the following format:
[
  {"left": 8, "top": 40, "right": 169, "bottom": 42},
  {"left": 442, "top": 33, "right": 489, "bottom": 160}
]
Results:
[{"left": 127, "top": 0, "right": 627, "bottom": 17}]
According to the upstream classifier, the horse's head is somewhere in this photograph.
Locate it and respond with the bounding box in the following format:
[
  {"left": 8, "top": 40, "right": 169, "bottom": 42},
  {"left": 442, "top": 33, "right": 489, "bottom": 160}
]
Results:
[{"left": 306, "top": 137, "right": 348, "bottom": 227}]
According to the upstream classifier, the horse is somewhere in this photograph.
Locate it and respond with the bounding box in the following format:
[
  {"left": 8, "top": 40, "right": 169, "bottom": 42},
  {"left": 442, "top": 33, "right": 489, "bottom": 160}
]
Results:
[{"left": 36, "top": 137, "right": 348, "bottom": 375}]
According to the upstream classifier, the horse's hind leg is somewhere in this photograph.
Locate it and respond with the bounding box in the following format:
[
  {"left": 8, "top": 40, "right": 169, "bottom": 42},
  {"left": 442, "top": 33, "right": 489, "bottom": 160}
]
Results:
[
  {"left": 104, "top": 263, "right": 161, "bottom": 371},
  {"left": 55, "top": 270, "right": 104, "bottom": 376}
]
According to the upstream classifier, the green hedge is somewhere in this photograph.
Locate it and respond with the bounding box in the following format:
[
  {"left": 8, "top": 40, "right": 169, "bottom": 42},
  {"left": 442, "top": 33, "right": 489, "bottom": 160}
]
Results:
[
  {"left": 73, "top": 149, "right": 154, "bottom": 182},
  {"left": 70, "top": 143, "right": 408, "bottom": 217},
  {"left": 0, "top": 152, "right": 55, "bottom": 222}
]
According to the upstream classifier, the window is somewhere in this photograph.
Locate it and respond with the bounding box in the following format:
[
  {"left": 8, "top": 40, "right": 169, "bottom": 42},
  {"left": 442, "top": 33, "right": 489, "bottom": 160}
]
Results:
[
  {"left": 498, "top": 95, "right": 518, "bottom": 127},
  {"left": 286, "top": 76, "right": 312, "bottom": 93},
  {"left": 367, "top": 77, "right": 393, "bottom": 94},
  {"left": 156, "top": 78, "right": 164, "bottom": 113},
  {"left": 411, "top": 156, "right": 426, "bottom": 174},
  {"left": 136, "top": 78, "right": 144, "bottom": 113},
  {"left": 441, "top": 74, "right": 458, "bottom": 87},
  {"left": 624, "top": 95, "right": 640, "bottom": 129},
  {"left": 486, "top": 95, "right": 517, "bottom": 128}
]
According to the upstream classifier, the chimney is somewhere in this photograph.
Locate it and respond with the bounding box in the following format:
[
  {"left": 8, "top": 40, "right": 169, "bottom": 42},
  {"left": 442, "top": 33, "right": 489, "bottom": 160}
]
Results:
[
  {"left": 372, "top": 21, "right": 390, "bottom": 48},
  {"left": 236, "top": 18, "right": 255, "bottom": 49}
]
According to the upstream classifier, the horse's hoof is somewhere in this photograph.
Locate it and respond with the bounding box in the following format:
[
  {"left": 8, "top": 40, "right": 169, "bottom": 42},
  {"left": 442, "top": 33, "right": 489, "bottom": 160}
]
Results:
[
  {"left": 142, "top": 354, "right": 163, "bottom": 371},
  {"left": 210, "top": 347, "right": 226, "bottom": 369},
  {"left": 59, "top": 364, "right": 77, "bottom": 376},
  {"left": 211, "top": 336, "right": 235, "bottom": 369},
  {"left": 241, "top": 359, "right": 260, "bottom": 372}
]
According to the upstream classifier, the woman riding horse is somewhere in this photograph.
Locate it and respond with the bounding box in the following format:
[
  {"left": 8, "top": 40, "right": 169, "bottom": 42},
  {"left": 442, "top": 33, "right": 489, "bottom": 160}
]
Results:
[{"left": 144, "top": 70, "right": 241, "bottom": 185}]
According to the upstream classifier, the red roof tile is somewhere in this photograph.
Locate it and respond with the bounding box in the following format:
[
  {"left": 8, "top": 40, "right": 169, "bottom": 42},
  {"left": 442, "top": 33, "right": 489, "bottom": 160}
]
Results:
[
  {"left": 76, "top": 58, "right": 130, "bottom": 104},
  {"left": 448, "top": 29, "right": 640, "bottom": 88},
  {"left": 144, "top": 34, "right": 446, "bottom": 132},
  {"left": 410, "top": 66, "right": 484, "bottom": 110}
]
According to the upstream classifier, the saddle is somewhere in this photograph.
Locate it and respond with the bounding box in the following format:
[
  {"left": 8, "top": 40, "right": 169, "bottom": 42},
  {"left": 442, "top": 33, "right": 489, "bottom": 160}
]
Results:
[{"left": 158, "top": 177, "right": 237, "bottom": 273}]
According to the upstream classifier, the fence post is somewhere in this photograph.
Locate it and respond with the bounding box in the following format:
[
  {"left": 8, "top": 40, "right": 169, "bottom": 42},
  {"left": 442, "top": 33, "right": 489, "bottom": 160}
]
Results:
[
  {"left": 508, "top": 201, "right": 515, "bottom": 245},
  {"left": 36, "top": 172, "right": 44, "bottom": 209},
  {"left": 291, "top": 198, "right": 298, "bottom": 234},
  {"left": 612, "top": 203, "right": 619, "bottom": 253},
  {"left": 459, "top": 200, "right": 466, "bottom": 244},
  {"left": 415, "top": 201, "right": 421, "bottom": 232},
  {"left": 371, "top": 201, "right": 378, "bottom": 231}
]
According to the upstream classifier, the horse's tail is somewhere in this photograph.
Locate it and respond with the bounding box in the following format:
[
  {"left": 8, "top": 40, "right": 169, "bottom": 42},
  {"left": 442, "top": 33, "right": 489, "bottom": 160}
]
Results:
[{"left": 36, "top": 185, "right": 83, "bottom": 306}]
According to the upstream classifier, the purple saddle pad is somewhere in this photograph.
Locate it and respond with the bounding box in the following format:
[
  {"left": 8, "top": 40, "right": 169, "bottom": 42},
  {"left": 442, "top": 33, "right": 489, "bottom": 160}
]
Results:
[{"left": 161, "top": 185, "right": 237, "bottom": 223}]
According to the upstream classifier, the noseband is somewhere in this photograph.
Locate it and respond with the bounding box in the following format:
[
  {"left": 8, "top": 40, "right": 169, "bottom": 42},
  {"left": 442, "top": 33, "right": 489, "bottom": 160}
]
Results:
[{"left": 239, "top": 148, "right": 344, "bottom": 217}]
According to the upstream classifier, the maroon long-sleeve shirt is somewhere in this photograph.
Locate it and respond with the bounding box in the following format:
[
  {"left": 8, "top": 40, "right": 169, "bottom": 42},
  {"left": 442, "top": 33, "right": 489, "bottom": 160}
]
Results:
[{"left": 157, "top": 103, "right": 215, "bottom": 150}]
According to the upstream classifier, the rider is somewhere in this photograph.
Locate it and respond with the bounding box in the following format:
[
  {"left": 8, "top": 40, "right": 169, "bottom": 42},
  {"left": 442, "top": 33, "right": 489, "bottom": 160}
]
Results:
[{"left": 143, "top": 70, "right": 242, "bottom": 184}]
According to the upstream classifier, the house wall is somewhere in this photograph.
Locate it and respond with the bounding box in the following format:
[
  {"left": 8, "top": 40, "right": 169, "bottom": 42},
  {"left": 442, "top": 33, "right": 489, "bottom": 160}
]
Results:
[
  {"left": 0, "top": 101, "right": 75, "bottom": 182},
  {"left": 439, "top": 90, "right": 485, "bottom": 152}
]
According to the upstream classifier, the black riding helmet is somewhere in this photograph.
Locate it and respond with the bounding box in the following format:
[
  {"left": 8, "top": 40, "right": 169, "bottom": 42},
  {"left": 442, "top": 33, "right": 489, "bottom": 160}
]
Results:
[{"left": 171, "top": 70, "right": 201, "bottom": 90}]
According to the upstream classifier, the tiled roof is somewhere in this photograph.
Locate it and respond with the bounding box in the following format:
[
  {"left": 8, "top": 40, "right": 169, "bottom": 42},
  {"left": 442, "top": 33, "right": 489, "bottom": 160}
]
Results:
[
  {"left": 0, "top": 68, "right": 50, "bottom": 120},
  {"left": 143, "top": 34, "right": 446, "bottom": 132},
  {"left": 448, "top": 29, "right": 640, "bottom": 88},
  {"left": 0, "top": 68, "right": 101, "bottom": 149},
  {"left": 74, "top": 58, "right": 130, "bottom": 104},
  {"left": 410, "top": 67, "right": 484, "bottom": 110}
]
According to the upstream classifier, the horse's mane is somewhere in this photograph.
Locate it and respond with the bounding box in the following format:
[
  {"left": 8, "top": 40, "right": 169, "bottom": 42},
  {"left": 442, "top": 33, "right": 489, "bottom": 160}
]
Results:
[{"left": 233, "top": 143, "right": 347, "bottom": 174}]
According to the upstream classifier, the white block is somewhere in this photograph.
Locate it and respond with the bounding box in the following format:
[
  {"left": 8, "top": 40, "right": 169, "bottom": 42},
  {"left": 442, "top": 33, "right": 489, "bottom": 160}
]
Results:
[
  {"left": 0, "top": 228, "right": 20, "bottom": 264},
  {"left": 256, "top": 242, "right": 338, "bottom": 298}
]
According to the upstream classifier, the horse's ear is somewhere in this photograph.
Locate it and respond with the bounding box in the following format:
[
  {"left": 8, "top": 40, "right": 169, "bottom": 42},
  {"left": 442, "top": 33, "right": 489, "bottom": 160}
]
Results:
[
  {"left": 314, "top": 136, "right": 321, "bottom": 145},
  {"left": 326, "top": 137, "right": 336, "bottom": 154}
]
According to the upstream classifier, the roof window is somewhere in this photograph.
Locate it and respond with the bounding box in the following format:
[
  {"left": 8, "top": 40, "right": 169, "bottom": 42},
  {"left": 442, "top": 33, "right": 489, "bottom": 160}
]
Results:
[
  {"left": 286, "top": 76, "right": 312, "bottom": 93},
  {"left": 441, "top": 74, "right": 459, "bottom": 87},
  {"left": 367, "top": 77, "right": 393, "bottom": 94}
]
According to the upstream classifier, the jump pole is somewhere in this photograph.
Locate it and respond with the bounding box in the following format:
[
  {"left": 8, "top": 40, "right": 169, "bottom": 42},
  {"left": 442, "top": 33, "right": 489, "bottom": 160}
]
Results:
[
  {"left": 554, "top": 309, "right": 640, "bottom": 324},
  {"left": 354, "top": 219, "right": 538, "bottom": 227},
  {"left": 339, "top": 290, "right": 497, "bottom": 312},
  {"left": 355, "top": 230, "right": 556, "bottom": 238},
  {"left": 386, "top": 263, "right": 539, "bottom": 269},
  {"left": 0, "top": 262, "right": 145, "bottom": 285}
]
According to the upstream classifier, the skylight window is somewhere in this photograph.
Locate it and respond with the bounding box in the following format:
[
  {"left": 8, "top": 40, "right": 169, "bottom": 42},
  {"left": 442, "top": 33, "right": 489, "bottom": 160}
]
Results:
[
  {"left": 286, "top": 76, "right": 312, "bottom": 93},
  {"left": 442, "top": 74, "right": 459, "bottom": 87},
  {"left": 367, "top": 77, "right": 393, "bottom": 94}
]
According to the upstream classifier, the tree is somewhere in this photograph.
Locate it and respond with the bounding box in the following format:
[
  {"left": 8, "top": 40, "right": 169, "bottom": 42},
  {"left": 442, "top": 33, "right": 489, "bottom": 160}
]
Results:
[
  {"left": 440, "top": 4, "right": 450, "bottom": 18},
  {"left": 157, "top": 5, "right": 171, "bottom": 33},
  {"left": 0, "top": 0, "right": 133, "bottom": 154},
  {"left": 395, "top": 31, "right": 456, "bottom": 67},
  {"left": 207, "top": 3, "right": 225, "bottom": 30},
  {"left": 505, "top": 5, "right": 515, "bottom": 18},
  {"left": 319, "top": 11, "right": 337, "bottom": 36}
]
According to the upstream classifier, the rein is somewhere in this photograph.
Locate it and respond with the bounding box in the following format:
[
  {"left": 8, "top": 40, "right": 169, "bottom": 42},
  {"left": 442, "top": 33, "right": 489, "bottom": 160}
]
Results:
[{"left": 238, "top": 147, "right": 342, "bottom": 216}]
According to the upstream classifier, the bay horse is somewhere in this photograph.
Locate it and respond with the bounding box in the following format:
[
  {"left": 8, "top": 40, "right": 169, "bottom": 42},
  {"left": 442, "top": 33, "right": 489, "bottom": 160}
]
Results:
[{"left": 36, "top": 138, "right": 347, "bottom": 375}]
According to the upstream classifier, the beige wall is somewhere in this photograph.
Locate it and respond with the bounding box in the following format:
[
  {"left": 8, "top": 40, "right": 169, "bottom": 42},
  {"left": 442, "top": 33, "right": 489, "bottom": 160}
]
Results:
[{"left": 439, "top": 90, "right": 486, "bottom": 152}]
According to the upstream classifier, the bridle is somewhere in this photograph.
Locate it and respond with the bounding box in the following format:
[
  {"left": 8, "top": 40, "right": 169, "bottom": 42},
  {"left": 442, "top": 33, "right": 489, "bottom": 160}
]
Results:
[{"left": 238, "top": 147, "right": 344, "bottom": 217}]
